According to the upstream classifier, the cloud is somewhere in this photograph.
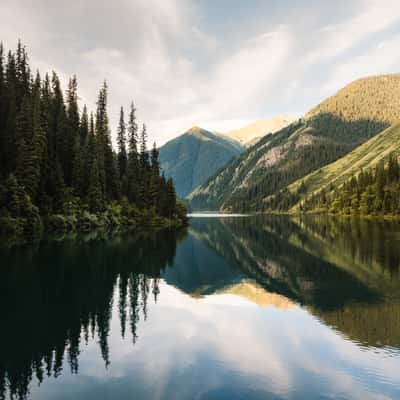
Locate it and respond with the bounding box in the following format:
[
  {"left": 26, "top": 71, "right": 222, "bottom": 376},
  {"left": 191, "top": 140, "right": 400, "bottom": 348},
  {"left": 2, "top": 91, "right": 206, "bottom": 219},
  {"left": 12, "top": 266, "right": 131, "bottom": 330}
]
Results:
[
  {"left": 322, "top": 35, "right": 400, "bottom": 93},
  {"left": 304, "top": 0, "right": 400, "bottom": 64},
  {"left": 1, "top": 0, "right": 400, "bottom": 146}
]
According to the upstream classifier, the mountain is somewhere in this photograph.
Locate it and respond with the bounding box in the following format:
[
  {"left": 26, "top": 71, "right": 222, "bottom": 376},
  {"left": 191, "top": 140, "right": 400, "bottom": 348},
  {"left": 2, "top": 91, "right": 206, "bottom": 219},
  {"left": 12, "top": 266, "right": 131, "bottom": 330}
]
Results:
[
  {"left": 224, "top": 116, "right": 294, "bottom": 147},
  {"left": 158, "top": 127, "right": 244, "bottom": 198},
  {"left": 188, "top": 74, "right": 400, "bottom": 212},
  {"left": 285, "top": 122, "right": 400, "bottom": 211}
]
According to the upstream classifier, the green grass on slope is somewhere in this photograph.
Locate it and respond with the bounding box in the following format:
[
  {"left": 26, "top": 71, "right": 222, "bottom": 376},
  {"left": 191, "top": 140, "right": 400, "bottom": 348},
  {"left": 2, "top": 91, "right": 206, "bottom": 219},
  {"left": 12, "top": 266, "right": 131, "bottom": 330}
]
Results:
[{"left": 288, "top": 123, "right": 400, "bottom": 209}]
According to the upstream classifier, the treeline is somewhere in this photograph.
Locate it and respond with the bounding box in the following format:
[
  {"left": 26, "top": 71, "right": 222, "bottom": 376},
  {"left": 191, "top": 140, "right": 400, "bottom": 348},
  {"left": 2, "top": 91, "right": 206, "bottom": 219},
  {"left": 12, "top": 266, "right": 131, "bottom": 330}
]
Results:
[
  {"left": 300, "top": 153, "right": 400, "bottom": 216},
  {"left": 0, "top": 42, "right": 186, "bottom": 236}
]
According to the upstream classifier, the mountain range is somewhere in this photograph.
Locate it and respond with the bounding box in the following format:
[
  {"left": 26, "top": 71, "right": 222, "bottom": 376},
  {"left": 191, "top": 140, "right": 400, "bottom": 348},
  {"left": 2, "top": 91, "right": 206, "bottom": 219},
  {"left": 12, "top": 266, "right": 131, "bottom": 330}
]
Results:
[
  {"left": 158, "top": 117, "right": 294, "bottom": 199},
  {"left": 188, "top": 73, "right": 400, "bottom": 212}
]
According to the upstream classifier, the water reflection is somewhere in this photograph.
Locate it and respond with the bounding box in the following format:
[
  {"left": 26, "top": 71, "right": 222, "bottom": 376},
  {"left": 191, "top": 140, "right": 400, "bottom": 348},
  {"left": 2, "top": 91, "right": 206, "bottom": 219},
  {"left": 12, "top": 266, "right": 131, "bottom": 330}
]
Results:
[
  {"left": 0, "top": 229, "right": 185, "bottom": 400},
  {"left": 187, "top": 216, "right": 400, "bottom": 348},
  {"left": 0, "top": 217, "right": 399, "bottom": 400}
]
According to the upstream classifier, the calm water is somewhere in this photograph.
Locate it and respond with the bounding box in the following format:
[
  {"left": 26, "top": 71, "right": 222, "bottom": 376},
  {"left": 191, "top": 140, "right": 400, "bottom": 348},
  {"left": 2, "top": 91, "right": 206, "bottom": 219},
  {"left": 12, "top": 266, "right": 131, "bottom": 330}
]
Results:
[{"left": 1, "top": 216, "right": 400, "bottom": 400}]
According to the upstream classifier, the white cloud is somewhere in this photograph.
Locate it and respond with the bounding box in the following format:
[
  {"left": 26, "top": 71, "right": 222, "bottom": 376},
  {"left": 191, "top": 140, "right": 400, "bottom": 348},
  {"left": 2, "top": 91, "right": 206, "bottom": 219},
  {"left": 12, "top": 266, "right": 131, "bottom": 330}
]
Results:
[
  {"left": 322, "top": 35, "right": 400, "bottom": 93},
  {"left": 1, "top": 0, "right": 400, "bottom": 146}
]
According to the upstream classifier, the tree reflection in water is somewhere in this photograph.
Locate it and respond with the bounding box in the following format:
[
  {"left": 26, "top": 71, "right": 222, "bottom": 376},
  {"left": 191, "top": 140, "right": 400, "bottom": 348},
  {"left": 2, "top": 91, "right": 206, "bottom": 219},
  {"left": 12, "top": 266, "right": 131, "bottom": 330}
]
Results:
[{"left": 0, "top": 229, "right": 186, "bottom": 400}]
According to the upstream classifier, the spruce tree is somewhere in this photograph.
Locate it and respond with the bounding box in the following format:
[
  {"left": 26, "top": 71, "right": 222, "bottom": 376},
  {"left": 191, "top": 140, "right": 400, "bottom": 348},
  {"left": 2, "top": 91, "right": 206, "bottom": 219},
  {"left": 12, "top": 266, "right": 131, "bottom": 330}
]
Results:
[
  {"left": 15, "top": 95, "right": 31, "bottom": 190},
  {"left": 0, "top": 43, "right": 5, "bottom": 177},
  {"left": 95, "top": 81, "right": 120, "bottom": 200},
  {"left": 65, "top": 76, "right": 80, "bottom": 186},
  {"left": 117, "top": 106, "right": 127, "bottom": 180},
  {"left": 79, "top": 105, "right": 89, "bottom": 146},
  {"left": 30, "top": 73, "right": 46, "bottom": 201},
  {"left": 126, "top": 102, "right": 139, "bottom": 203},
  {"left": 87, "top": 112, "right": 103, "bottom": 212},
  {"left": 138, "top": 123, "right": 149, "bottom": 207},
  {"left": 51, "top": 72, "right": 68, "bottom": 185},
  {"left": 149, "top": 142, "right": 160, "bottom": 209},
  {"left": 4, "top": 51, "right": 18, "bottom": 174}
]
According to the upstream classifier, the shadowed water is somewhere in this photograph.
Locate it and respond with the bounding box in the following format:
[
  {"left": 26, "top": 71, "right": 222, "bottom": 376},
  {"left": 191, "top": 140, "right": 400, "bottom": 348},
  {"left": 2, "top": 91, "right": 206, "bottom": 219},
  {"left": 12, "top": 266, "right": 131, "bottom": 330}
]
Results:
[{"left": 0, "top": 216, "right": 399, "bottom": 400}]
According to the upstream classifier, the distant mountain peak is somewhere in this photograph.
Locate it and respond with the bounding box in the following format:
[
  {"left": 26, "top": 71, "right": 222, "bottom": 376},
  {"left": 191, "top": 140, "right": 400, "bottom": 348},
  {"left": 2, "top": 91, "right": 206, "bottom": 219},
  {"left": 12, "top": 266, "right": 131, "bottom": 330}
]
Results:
[
  {"left": 159, "top": 126, "right": 244, "bottom": 198},
  {"left": 185, "top": 126, "right": 215, "bottom": 140},
  {"left": 224, "top": 116, "right": 295, "bottom": 147},
  {"left": 186, "top": 126, "right": 206, "bottom": 134}
]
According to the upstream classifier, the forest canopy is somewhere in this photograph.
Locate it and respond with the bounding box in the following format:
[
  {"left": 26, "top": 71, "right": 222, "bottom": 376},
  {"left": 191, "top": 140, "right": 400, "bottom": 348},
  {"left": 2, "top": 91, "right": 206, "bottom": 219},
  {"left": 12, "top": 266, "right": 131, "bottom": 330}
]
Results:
[{"left": 0, "top": 41, "right": 187, "bottom": 237}]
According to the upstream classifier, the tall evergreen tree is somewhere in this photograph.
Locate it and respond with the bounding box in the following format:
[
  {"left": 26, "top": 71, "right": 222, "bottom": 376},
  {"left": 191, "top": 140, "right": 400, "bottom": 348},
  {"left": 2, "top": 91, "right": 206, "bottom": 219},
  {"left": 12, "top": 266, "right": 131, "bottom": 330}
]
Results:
[
  {"left": 65, "top": 76, "right": 80, "bottom": 186},
  {"left": 139, "top": 123, "right": 150, "bottom": 207},
  {"left": 0, "top": 43, "right": 6, "bottom": 177},
  {"left": 117, "top": 106, "right": 127, "bottom": 180},
  {"left": 79, "top": 105, "right": 89, "bottom": 146},
  {"left": 4, "top": 50, "right": 18, "bottom": 174},
  {"left": 95, "top": 81, "right": 120, "bottom": 199},
  {"left": 86, "top": 112, "right": 103, "bottom": 212},
  {"left": 149, "top": 142, "right": 160, "bottom": 208},
  {"left": 126, "top": 101, "right": 139, "bottom": 203}
]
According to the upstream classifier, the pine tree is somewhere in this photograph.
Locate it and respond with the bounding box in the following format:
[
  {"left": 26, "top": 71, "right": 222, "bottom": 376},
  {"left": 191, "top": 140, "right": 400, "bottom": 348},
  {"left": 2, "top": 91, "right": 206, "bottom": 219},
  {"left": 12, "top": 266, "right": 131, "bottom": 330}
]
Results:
[
  {"left": 95, "top": 81, "right": 120, "bottom": 200},
  {"left": 165, "top": 178, "right": 176, "bottom": 218},
  {"left": 86, "top": 112, "right": 103, "bottom": 212},
  {"left": 30, "top": 73, "right": 46, "bottom": 201},
  {"left": 79, "top": 105, "right": 89, "bottom": 146},
  {"left": 15, "top": 95, "right": 31, "bottom": 190},
  {"left": 65, "top": 76, "right": 80, "bottom": 186},
  {"left": 149, "top": 142, "right": 160, "bottom": 209},
  {"left": 51, "top": 72, "right": 68, "bottom": 185},
  {"left": 4, "top": 50, "right": 18, "bottom": 174},
  {"left": 117, "top": 106, "right": 127, "bottom": 180},
  {"left": 0, "top": 42, "right": 5, "bottom": 177},
  {"left": 138, "top": 123, "right": 150, "bottom": 207},
  {"left": 139, "top": 123, "right": 149, "bottom": 174},
  {"left": 126, "top": 101, "right": 139, "bottom": 203}
]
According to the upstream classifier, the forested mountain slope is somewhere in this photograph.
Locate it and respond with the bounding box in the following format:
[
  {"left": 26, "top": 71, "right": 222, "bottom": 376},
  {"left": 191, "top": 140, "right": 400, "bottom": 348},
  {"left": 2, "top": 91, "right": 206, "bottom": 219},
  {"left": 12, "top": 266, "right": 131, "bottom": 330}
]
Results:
[
  {"left": 159, "top": 127, "right": 243, "bottom": 198},
  {"left": 283, "top": 123, "right": 400, "bottom": 211},
  {"left": 188, "top": 74, "right": 400, "bottom": 212}
]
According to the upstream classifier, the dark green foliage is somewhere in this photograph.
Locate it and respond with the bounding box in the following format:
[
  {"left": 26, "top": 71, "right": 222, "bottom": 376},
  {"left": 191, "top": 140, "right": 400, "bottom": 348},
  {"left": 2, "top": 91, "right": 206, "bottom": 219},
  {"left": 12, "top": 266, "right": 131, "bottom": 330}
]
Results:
[
  {"left": 126, "top": 102, "right": 140, "bottom": 204},
  {"left": 0, "top": 175, "right": 42, "bottom": 236},
  {"left": 117, "top": 106, "right": 128, "bottom": 181},
  {"left": 301, "top": 153, "right": 400, "bottom": 217},
  {"left": 0, "top": 42, "right": 186, "bottom": 237}
]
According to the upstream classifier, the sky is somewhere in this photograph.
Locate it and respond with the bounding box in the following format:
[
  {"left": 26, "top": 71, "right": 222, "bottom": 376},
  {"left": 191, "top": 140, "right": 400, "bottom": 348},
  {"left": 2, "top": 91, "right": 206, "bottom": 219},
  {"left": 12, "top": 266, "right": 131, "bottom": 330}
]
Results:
[{"left": 1, "top": 0, "right": 400, "bottom": 146}]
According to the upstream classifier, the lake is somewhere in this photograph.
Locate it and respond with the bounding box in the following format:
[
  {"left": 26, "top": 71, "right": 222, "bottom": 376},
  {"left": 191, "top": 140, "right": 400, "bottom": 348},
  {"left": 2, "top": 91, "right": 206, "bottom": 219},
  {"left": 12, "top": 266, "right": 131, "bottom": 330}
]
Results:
[{"left": 1, "top": 216, "right": 400, "bottom": 400}]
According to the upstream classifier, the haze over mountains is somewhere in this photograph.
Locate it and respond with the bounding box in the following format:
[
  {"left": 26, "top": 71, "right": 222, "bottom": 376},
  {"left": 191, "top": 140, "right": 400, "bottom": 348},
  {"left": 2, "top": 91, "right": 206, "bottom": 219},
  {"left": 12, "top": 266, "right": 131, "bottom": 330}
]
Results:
[{"left": 189, "top": 73, "right": 400, "bottom": 212}]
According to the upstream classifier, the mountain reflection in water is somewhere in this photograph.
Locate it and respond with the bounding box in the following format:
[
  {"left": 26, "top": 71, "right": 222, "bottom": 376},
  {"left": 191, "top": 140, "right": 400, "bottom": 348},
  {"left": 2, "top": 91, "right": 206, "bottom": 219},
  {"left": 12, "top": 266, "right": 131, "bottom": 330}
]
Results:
[{"left": 0, "top": 216, "right": 399, "bottom": 400}]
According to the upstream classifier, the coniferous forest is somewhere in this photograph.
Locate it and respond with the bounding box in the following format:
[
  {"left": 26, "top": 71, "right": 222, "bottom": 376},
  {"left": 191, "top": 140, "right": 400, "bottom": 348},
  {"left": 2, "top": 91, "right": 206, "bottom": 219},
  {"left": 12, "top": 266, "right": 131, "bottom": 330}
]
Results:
[
  {"left": 0, "top": 42, "right": 187, "bottom": 238},
  {"left": 262, "top": 152, "right": 400, "bottom": 217},
  {"left": 300, "top": 154, "right": 400, "bottom": 216}
]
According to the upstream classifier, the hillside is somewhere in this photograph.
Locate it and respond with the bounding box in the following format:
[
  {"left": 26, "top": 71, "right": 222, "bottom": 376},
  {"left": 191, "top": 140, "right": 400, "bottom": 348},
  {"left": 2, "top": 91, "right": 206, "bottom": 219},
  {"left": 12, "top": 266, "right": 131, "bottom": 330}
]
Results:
[
  {"left": 188, "top": 74, "right": 400, "bottom": 212},
  {"left": 159, "top": 127, "right": 243, "bottom": 198},
  {"left": 224, "top": 116, "right": 294, "bottom": 147},
  {"left": 287, "top": 123, "right": 400, "bottom": 210}
]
